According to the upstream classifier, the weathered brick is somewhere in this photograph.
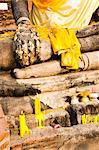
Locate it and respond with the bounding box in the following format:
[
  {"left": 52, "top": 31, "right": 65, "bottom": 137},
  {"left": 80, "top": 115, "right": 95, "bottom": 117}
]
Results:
[
  {"left": 0, "top": 105, "right": 4, "bottom": 118},
  {"left": 0, "top": 105, "right": 10, "bottom": 150},
  {"left": 11, "top": 145, "right": 22, "bottom": 150}
]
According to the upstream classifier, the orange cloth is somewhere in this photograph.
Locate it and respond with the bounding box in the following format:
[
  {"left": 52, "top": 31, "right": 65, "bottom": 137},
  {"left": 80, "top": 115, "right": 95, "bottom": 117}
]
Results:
[{"left": 32, "top": 0, "right": 67, "bottom": 11}]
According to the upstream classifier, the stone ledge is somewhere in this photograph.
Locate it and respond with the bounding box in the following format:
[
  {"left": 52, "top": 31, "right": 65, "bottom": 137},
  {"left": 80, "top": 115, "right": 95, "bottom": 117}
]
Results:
[{"left": 11, "top": 124, "right": 99, "bottom": 150}]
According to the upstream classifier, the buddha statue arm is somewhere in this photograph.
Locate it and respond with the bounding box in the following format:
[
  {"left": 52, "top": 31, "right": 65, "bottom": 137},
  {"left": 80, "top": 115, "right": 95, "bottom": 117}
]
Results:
[{"left": 12, "top": 0, "right": 30, "bottom": 24}]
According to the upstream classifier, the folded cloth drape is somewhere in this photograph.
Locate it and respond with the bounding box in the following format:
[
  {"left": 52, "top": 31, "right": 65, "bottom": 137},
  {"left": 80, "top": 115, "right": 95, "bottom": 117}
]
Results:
[
  {"left": 49, "top": 26, "right": 82, "bottom": 69},
  {"left": 31, "top": 0, "right": 99, "bottom": 29},
  {"left": 32, "top": 0, "right": 66, "bottom": 11},
  {"left": 29, "top": 0, "right": 98, "bottom": 69}
]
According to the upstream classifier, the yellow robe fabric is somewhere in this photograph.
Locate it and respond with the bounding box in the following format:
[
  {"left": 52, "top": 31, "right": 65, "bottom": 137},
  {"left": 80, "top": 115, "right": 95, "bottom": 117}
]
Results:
[
  {"left": 30, "top": 0, "right": 98, "bottom": 69},
  {"left": 31, "top": 0, "right": 99, "bottom": 29}
]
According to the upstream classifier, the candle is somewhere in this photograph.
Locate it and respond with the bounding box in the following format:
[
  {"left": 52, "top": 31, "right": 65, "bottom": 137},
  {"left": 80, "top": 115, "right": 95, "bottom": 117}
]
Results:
[
  {"left": 35, "top": 97, "right": 41, "bottom": 115},
  {"left": 19, "top": 111, "right": 30, "bottom": 137},
  {"left": 35, "top": 97, "right": 44, "bottom": 128}
]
